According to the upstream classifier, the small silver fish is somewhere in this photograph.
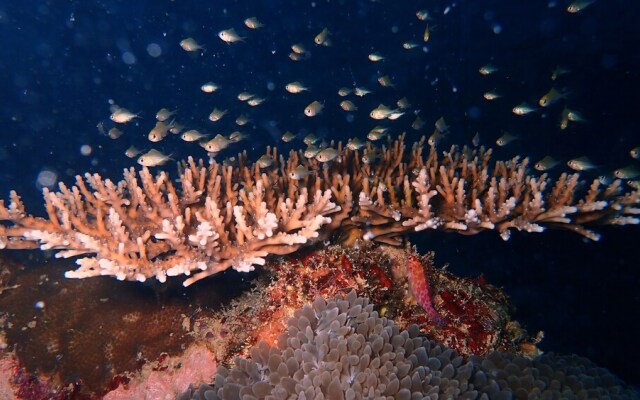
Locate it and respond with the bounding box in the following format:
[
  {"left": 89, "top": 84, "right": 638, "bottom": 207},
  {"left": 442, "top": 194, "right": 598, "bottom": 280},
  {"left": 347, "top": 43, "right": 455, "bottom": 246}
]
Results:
[
  {"left": 315, "top": 148, "right": 339, "bottom": 163},
  {"left": 181, "top": 129, "right": 208, "bottom": 142},
  {"left": 496, "top": 132, "right": 518, "bottom": 147},
  {"left": 291, "top": 43, "right": 307, "bottom": 54},
  {"left": 402, "top": 41, "right": 420, "bottom": 50},
  {"left": 156, "top": 108, "right": 176, "bottom": 122},
  {"left": 566, "top": 109, "right": 585, "bottom": 122},
  {"left": 340, "top": 100, "right": 357, "bottom": 111},
  {"left": 303, "top": 133, "right": 320, "bottom": 145},
  {"left": 228, "top": 131, "right": 247, "bottom": 143},
  {"left": 218, "top": 28, "right": 245, "bottom": 43},
  {"left": 256, "top": 154, "right": 274, "bottom": 168},
  {"left": 367, "top": 126, "right": 388, "bottom": 141},
  {"left": 148, "top": 121, "right": 171, "bottom": 142},
  {"left": 396, "top": 97, "right": 411, "bottom": 109},
  {"left": 180, "top": 37, "right": 204, "bottom": 52},
  {"left": 125, "top": 145, "right": 141, "bottom": 158},
  {"left": 201, "top": 82, "right": 219, "bottom": 93},
  {"left": 370, "top": 104, "right": 395, "bottom": 120},
  {"left": 412, "top": 116, "right": 425, "bottom": 130},
  {"left": 479, "top": 64, "right": 498, "bottom": 75},
  {"left": 244, "top": 17, "right": 264, "bottom": 29},
  {"left": 630, "top": 147, "right": 640, "bottom": 159},
  {"left": 613, "top": 165, "right": 640, "bottom": 180},
  {"left": 304, "top": 101, "right": 324, "bottom": 117},
  {"left": 169, "top": 121, "right": 184, "bottom": 134},
  {"left": 534, "top": 156, "right": 560, "bottom": 171},
  {"left": 107, "top": 127, "right": 123, "bottom": 139},
  {"left": 422, "top": 24, "right": 432, "bottom": 43},
  {"left": 235, "top": 115, "right": 251, "bottom": 126},
  {"left": 237, "top": 92, "right": 255, "bottom": 101},
  {"left": 362, "top": 151, "right": 380, "bottom": 165},
  {"left": 560, "top": 107, "right": 571, "bottom": 130},
  {"left": 512, "top": 102, "right": 537, "bottom": 116},
  {"left": 368, "top": 52, "right": 384, "bottom": 62},
  {"left": 472, "top": 132, "right": 480, "bottom": 147},
  {"left": 337, "top": 87, "right": 352, "bottom": 97},
  {"left": 285, "top": 82, "right": 309, "bottom": 94},
  {"left": 434, "top": 116, "right": 449, "bottom": 133},
  {"left": 289, "top": 165, "right": 313, "bottom": 180},
  {"left": 538, "top": 88, "right": 565, "bottom": 107},
  {"left": 137, "top": 149, "right": 171, "bottom": 167},
  {"left": 567, "top": 0, "right": 596, "bottom": 13},
  {"left": 208, "top": 108, "right": 228, "bottom": 122},
  {"left": 377, "top": 75, "right": 394, "bottom": 88},
  {"left": 96, "top": 121, "right": 106, "bottom": 136},
  {"left": 428, "top": 130, "right": 445, "bottom": 146},
  {"left": 354, "top": 87, "right": 371, "bottom": 97},
  {"left": 483, "top": 91, "right": 501, "bottom": 100},
  {"left": 346, "top": 137, "right": 366, "bottom": 151},
  {"left": 303, "top": 145, "right": 321, "bottom": 159},
  {"left": 314, "top": 28, "right": 330, "bottom": 46},
  {"left": 288, "top": 52, "right": 304, "bottom": 61},
  {"left": 110, "top": 108, "right": 140, "bottom": 124},
  {"left": 281, "top": 131, "right": 296, "bottom": 142},
  {"left": 247, "top": 97, "right": 266, "bottom": 106},
  {"left": 202, "top": 134, "right": 230, "bottom": 153},
  {"left": 416, "top": 9, "right": 430, "bottom": 21},
  {"left": 627, "top": 180, "right": 640, "bottom": 190},
  {"left": 567, "top": 156, "right": 597, "bottom": 171}
]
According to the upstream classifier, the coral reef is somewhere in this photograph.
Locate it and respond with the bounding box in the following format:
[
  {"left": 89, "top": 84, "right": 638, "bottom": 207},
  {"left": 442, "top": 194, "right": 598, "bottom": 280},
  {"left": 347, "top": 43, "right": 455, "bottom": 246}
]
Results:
[
  {"left": 189, "top": 243, "right": 536, "bottom": 365},
  {"left": 103, "top": 344, "right": 217, "bottom": 400},
  {"left": 0, "top": 254, "right": 235, "bottom": 397},
  {"left": 180, "top": 291, "right": 638, "bottom": 400},
  {"left": 0, "top": 242, "right": 539, "bottom": 398},
  {"left": 1, "top": 137, "right": 638, "bottom": 285}
]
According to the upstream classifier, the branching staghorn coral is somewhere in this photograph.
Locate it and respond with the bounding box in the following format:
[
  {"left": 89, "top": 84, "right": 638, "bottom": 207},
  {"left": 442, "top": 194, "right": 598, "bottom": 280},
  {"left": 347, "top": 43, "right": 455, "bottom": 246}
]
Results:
[{"left": 1, "top": 135, "right": 639, "bottom": 285}]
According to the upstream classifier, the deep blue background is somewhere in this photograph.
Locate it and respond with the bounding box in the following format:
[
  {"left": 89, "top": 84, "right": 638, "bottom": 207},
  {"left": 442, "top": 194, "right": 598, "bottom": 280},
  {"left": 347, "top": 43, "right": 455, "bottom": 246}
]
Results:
[{"left": 0, "top": 0, "right": 638, "bottom": 386}]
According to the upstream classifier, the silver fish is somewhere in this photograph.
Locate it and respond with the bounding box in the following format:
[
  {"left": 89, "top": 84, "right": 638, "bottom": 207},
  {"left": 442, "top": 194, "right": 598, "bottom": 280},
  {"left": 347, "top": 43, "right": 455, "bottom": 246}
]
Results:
[{"left": 137, "top": 149, "right": 171, "bottom": 167}]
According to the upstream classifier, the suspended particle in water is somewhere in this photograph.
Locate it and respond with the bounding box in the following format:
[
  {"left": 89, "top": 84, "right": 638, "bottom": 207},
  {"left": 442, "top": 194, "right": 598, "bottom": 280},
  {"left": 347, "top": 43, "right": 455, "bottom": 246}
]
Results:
[
  {"left": 36, "top": 169, "right": 57, "bottom": 190},
  {"left": 121, "top": 51, "right": 136, "bottom": 65},
  {"left": 146, "top": 43, "right": 162, "bottom": 58}
]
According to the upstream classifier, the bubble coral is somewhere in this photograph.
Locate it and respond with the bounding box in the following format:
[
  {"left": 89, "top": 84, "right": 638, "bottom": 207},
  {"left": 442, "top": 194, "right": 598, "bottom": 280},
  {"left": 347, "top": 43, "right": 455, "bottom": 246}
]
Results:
[{"left": 180, "top": 291, "right": 637, "bottom": 400}]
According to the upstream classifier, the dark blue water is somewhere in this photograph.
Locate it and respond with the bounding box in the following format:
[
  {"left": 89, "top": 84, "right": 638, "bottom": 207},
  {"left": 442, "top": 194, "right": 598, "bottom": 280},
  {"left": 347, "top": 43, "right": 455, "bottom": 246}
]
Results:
[{"left": 0, "top": 0, "right": 638, "bottom": 386}]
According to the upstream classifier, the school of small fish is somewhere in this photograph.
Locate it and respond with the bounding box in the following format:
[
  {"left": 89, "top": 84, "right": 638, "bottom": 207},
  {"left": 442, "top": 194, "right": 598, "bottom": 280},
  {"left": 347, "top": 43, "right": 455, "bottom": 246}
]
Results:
[{"left": 96, "top": 0, "right": 638, "bottom": 189}]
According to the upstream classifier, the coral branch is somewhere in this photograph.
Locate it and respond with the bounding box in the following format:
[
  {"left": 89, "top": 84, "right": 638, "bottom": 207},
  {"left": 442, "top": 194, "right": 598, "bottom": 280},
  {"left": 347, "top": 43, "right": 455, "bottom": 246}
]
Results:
[{"left": 1, "top": 138, "right": 639, "bottom": 284}]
